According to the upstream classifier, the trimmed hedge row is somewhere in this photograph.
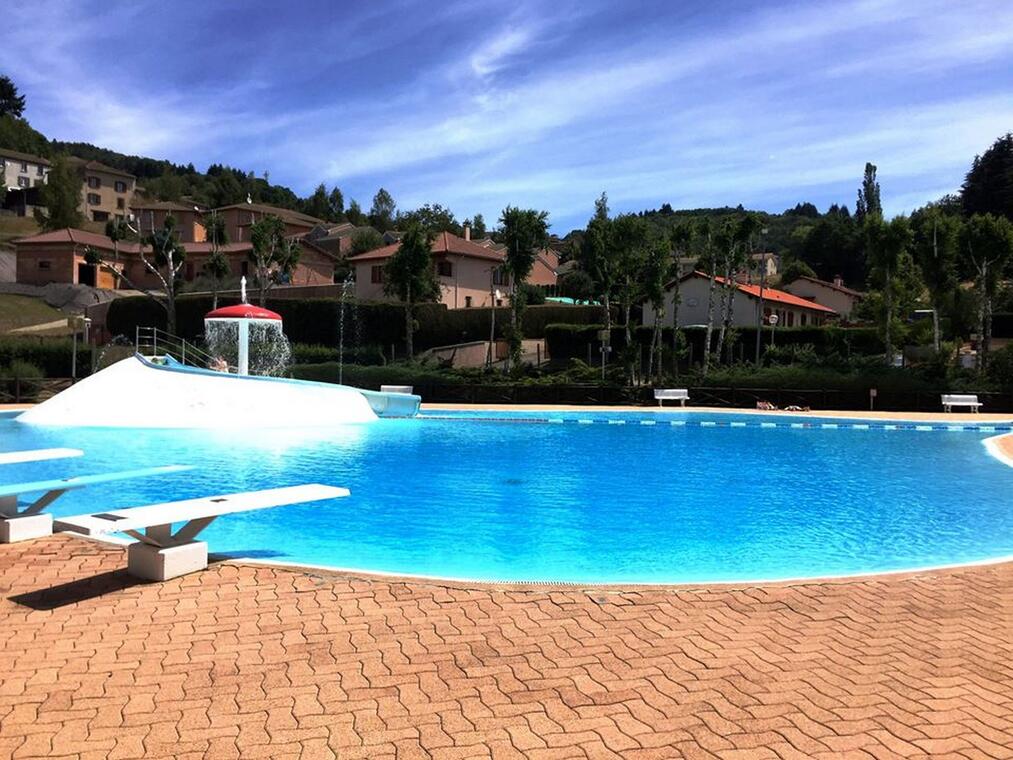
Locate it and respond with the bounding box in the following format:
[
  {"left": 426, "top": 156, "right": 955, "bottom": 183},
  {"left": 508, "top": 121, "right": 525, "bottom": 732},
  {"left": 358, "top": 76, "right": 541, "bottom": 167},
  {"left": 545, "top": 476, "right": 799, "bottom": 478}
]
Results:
[
  {"left": 0, "top": 337, "right": 92, "bottom": 377},
  {"left": 545, "top": 323, "right": 886, "bottom": 362},
  {"left": 106, "top": 296, "right": 601, "bottom": 352}
]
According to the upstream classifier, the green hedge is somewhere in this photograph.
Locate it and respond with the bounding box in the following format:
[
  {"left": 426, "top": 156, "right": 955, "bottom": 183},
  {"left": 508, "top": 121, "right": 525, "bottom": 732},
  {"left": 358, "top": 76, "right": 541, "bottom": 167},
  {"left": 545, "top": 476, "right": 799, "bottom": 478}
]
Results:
[
  {"left": 0, "top": 337, "right": 92, "bottom": 377},
  {"left": 106, "top": 296, "right": 601, "bottom": 352},
  {"left": 545, "top": 323, "right": 886, "bottom": 363},
  {"left": 289, "top": 362, "right": 468, "bottom": 388}
]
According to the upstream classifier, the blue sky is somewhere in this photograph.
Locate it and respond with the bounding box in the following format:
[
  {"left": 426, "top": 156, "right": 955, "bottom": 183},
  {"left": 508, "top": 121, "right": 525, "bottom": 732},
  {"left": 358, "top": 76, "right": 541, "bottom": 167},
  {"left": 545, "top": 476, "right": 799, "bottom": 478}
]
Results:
[{"left": 4, "top": 0, "right": 1012, "bottom": 231}]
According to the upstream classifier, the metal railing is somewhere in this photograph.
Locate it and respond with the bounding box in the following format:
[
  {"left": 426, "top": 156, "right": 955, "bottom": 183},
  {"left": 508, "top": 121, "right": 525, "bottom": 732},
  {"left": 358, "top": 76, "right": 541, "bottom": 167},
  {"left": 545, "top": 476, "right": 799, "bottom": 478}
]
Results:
[{"left": 134, "top": 326, "right": 218, "bottom": 370}]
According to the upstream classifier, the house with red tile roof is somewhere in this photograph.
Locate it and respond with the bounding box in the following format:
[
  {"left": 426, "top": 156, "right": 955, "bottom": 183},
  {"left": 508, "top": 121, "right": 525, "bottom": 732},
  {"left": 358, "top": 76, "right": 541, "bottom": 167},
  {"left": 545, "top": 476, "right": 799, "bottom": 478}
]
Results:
[
  {"left": 13, "top": 228, "right": 337, "bottom": 290},
  {"left": 781, "top": 275, "right": 865, "bottom": 319},
  {"left": 348, "top": 231, "right": 510, "bottom": 308},
  {"left": 643, "top": 270, "right": 837, "bottom": 330}
]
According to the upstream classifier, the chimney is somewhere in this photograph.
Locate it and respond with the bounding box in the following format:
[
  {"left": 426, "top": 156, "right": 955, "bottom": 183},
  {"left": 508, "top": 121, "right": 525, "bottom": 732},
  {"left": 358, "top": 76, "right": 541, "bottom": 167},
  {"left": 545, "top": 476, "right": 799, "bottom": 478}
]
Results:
[
  {"left": 833, "top": 274, "right": 843, "bottom": 288},
  {"left": 462, "top": 222, "right": 471, "bottom": 241}
]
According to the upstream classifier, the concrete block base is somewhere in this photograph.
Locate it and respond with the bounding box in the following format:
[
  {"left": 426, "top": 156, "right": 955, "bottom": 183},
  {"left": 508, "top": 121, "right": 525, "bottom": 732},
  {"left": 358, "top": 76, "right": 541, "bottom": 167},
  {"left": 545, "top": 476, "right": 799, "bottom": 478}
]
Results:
[
  {"left": 127, "top": 541, "right": 208, "bottom": 581},
  {"left": 1, "top": 513, "right": 53, "bottom": 543}
]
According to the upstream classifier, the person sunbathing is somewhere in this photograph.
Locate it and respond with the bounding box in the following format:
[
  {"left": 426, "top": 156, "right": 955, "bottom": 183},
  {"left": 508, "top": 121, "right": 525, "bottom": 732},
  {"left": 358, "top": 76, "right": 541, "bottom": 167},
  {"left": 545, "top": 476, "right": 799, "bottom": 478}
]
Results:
[
  {"left": 756, "top": 400, "right": 778, "bottom": 410},
  {"left": 783, "top": 405, "right": 811, "bottom": 412}
]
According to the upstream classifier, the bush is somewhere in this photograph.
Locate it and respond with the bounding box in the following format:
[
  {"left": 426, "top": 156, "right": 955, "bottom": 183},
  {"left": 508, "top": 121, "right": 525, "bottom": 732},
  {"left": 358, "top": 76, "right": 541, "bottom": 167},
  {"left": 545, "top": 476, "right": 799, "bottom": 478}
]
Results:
[
  {"left": 986, "top": 344, "right": 1013, "bottom": 388},
  {"left": 0, "top": 337, "right": 91, "bottom": 377},
  {"left": 2, "top": 359, "right": 44, "bottom": 397},
  {"left": 290, "top": 343, "right": 386, "bottom": 365},
  {"left": 106, "top": 296, "right": 602, "bottom": 352}
]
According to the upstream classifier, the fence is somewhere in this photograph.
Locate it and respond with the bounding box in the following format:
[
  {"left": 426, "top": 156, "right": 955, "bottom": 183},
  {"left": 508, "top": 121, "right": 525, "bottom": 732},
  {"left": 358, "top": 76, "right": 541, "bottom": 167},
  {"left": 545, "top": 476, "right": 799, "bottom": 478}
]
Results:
[{"left": 0, "top": 378, "right": 73, "bottom": 404}]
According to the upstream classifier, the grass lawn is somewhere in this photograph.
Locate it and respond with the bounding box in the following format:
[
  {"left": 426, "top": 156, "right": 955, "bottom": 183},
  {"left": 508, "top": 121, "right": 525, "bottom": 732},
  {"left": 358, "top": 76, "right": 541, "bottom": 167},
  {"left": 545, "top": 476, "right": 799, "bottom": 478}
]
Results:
[
  {"left": 0, "top": 294, "right": 68, "bottom": 333},
  {"left": 0, "top": 216, "right": 41, "bottom": 251}
]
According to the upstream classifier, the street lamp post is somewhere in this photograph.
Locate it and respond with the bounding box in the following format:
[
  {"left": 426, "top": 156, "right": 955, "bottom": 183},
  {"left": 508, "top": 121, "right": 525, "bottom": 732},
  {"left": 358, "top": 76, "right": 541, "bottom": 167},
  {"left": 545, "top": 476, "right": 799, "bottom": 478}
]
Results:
[{"left": 768, "top": 313, "right": 778, "bottom": 348}]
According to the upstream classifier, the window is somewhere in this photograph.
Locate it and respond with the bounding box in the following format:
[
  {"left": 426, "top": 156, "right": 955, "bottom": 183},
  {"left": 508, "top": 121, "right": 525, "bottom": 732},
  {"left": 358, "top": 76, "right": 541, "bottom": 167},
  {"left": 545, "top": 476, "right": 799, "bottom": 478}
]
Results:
[
  {"left": 114, "top": 180, "right": 127, "bottom": 193},
  {"left": 87, "top": 176, "right": 101, "bottom": 189},
  {"left": 492, "top": 268, "right": 509, "bottom": 286},
  {"left": 241, "top": 261, "right": 249, "bottom": 276},
  {"left": 87, "top": 193, "right": 101, "bottom": 205},
  {"left": 436, "top": 260, "right": 453, "bottom": 277},
  {"left": 36, "top": 165, "right": 45, "bottom": 176},
  {"left": 116, "top": 197, "right": 125, "bottom": 210},
  {"left": 465, "top": 296, "right": 472, "bottom": 308},
  {"left": 787, "top": 311, "right": 795, "bottom": 327},
  {"left": 800, "top": 313, "right": 807, "bottom": 326},
  {"left": 371, "top": 265, "right": 384, "bottom": 284},
  {"left": 17, "top": 176, "right": 29, "bottom": 188},
  {"left": 38, "top": 261, "right": 51, "bottom": 270},
  {"left": 20, "top": 162, "right": 28, "bottom": 172},
  {"left": 92, "top": 210, "right": 109, "bottom": 222}
]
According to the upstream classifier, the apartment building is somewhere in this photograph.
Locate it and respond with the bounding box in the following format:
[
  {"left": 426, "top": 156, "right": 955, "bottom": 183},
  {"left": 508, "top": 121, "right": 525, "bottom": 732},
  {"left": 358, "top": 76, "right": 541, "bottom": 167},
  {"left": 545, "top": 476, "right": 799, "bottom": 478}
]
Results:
[{"left": 69, "top": 158, "right": 137, "bottom": 223}]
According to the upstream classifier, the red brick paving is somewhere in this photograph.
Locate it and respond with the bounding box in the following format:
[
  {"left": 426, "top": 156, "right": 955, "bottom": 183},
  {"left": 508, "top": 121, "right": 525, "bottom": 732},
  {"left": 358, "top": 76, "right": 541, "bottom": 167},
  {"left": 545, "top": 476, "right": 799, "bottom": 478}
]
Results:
[{"left": 1, "top": 535, "right": 1011, "bottom": 759}]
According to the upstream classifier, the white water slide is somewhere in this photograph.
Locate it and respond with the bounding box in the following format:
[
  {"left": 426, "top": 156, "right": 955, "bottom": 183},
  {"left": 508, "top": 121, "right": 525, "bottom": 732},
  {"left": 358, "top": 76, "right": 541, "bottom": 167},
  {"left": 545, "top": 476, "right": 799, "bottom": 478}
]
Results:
[{"left": 17, "top": 354, "right": 419, "bottom": 428}]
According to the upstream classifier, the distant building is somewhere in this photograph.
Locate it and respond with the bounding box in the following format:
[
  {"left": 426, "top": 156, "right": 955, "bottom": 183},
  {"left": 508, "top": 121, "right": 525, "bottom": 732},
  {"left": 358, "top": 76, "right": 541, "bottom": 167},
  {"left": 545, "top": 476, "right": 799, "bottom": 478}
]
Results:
[
  {"left": 68, "top": 158, "right": 137, "bottom": 223},
  {"left": 13, "top": 227, "right": 337, "bottom": 290},
  {"left": 781, "top": 275, "right": 864, "bottom": 320},
  {"left": 214, "top": 203, "right": 323, "bottom": 243},
  {"left": 0, "top": 148, "right": 50, "bottom": 217},
  {"left": 349, "top": 231, "right": 510, "bottom": 309},
  {"left": 675, "top": 251, "right": 780, "bottom": 280},
  {"left": 643, "top": 271, "right": 837, "bottom": 329},
  {"left": 131, "top": 201, "right": 208, "bottom": 243}
]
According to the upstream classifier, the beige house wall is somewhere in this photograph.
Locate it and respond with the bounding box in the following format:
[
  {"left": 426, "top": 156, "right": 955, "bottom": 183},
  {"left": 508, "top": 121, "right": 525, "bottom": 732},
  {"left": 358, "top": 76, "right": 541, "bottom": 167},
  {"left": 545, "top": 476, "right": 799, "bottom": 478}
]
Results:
[
  {"left": 353, "top": 255, "right": 507, "bottom": 308},
  {"left": 781, "top": 279, "right": 860, "bottom": 319},
  {"left": 0, "top": 156, "right": 48, "bottom": 190},
  {"left": 80, "top": 169, "right": 136, "bottom": 223},
  {"left": 643, "top": 276, "right": 832, "bottom": 329}
]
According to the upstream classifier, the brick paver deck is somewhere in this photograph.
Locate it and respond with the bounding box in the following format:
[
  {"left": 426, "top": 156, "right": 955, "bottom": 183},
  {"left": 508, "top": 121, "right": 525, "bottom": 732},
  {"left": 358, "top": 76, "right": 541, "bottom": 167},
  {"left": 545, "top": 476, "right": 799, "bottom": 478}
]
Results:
[{"left": 1, "top": 536, "right": 1011, "bottom": 759}]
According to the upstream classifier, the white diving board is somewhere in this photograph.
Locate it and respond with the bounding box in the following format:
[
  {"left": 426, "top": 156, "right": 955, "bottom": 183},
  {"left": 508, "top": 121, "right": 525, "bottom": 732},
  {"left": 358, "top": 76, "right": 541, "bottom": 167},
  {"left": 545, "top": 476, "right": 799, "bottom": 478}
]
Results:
[
  {"left": 55, "top": 484, "right": 350, "bottom": 581},
  {"left": 0, "top": 448, "right": 84, "bottom": 466},
  {"left": 0, "top": 464, "right": 193, "bottom": 543}
]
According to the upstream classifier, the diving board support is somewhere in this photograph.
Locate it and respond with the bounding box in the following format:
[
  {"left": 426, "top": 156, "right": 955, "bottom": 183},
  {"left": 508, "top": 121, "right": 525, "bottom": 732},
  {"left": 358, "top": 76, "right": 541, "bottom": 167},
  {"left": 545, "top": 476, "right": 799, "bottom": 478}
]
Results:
[
  {"left": 0, "top": 464, "right": 192, "bottom": 543},
  {"left": 55, "top": 484, "right": 349, "bottom": 581}
]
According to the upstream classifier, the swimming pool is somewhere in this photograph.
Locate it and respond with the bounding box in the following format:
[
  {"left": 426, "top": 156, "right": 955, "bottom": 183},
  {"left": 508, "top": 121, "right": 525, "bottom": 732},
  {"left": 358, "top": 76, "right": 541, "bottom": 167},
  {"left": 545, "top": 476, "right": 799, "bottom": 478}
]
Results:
[{"left": 3, "top": 410, "right": 1013, "bottom": 583}]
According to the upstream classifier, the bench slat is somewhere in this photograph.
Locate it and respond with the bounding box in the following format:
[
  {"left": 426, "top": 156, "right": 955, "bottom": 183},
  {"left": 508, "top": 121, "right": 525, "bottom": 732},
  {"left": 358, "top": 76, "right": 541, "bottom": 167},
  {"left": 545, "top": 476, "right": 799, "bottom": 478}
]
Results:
[
  {"left": 0, "top": 448, "right": 85, "bottom": 466},
  {"left": 55, "top": 484, "right": 350, "bottom": 537},
  {"left": 0, "top": 464, "right": 192, "bottom": 499}
]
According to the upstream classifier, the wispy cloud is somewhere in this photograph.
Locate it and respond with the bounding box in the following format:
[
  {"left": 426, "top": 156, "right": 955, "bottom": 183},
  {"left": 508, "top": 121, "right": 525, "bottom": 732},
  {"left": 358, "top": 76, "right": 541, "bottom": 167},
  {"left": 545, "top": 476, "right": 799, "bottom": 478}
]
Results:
[{"left": 3, "top": 0, "right": 1011, "bottom": 229}]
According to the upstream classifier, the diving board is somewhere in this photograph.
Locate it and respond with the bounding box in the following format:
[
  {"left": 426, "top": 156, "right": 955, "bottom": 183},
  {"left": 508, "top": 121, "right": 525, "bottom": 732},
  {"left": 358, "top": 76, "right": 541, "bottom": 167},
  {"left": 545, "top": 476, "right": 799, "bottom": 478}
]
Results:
[
  {"left": 0, "top": 448, "right": 84, "bottom": 466},
  {"left": 0, "top": 464, "right": 192, "bottom": 543},
  {"left": 56, "top": 484, "right": 349, "bottom": 581}
]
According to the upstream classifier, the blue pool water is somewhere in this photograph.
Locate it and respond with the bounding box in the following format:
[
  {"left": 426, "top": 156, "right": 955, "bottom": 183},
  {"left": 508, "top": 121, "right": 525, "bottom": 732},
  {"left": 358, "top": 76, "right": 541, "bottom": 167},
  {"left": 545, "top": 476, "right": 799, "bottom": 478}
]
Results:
[{"left": 2, "top": 410, "right": 1012, "bottom": 583}]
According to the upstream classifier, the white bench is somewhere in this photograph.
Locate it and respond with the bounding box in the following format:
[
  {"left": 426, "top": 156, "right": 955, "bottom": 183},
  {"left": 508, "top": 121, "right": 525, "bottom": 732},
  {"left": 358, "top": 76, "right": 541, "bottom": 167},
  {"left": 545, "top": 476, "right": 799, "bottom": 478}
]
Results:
[
  {"left": 0, "top": 464, "right": 192, "bottom": 543},
  {"left": 55, "top": 483, "right": 349, "bottom": 581},
  {"left": 0, "top": 448, "right": 84, "bottom": 466},
  {"left": 380, "top": 385, "right": 414, "bottom": 394},
  {"left": 941, "top": 394, "right": 982, "bottom": 413},
  {"left": 654, "top": 388, "right": 690, "bottom": 407}
]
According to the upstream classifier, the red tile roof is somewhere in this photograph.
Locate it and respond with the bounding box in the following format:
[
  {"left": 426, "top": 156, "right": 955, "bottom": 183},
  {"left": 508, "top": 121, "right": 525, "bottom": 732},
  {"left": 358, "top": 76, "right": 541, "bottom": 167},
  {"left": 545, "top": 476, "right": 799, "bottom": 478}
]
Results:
[
  {"left": 791, "top": 275, "right": 865, "bottom": 298},
  {"left": 347, "top": 231, "right": 506, "bottom": 263},
  {"left": 14, "top": 228, "right": 129, "bottom": 251},
  {"left": 681, "top": 271, "right": 837, "bottom": 314}
]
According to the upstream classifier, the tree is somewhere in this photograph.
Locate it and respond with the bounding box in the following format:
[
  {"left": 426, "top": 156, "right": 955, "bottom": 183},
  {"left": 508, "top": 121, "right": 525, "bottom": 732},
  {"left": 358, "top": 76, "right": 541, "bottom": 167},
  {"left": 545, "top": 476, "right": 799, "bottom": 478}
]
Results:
[
  {"left": 0, "top": 75, "right": 26, "bottom": 119},
  {"left": 961, "top": 214, "right": 1013, "bottom": 372},
  {"left": 0, "top": 113, "right": 48, "bottom": 155},
  {"left": 35, "top": 155, "right": 83, "bottom": 230},
  {"left": 202, "top": 210, "right": 230, "bottom": 309},
  {"left": 498, "top": 206, "right": 550, "bottom": 370},
  {"left": 668, "top": 222, "right": 694, "bottom": 375},
  {"left": 349, "top": 227, "right": 385, "bottom": 255},
  {"left": 865, "top": 216, "right": 912, "bottom": 365},
  {"left": 641, "top": 235, "right": 672, "bottom": 381},
  {"left": 346, "top": 199, "right": 365, "bottom": 226},
  {"left": 383, "top": 222, "right": 439, "bottom": 359},
  {"left": 471, "top": 213, "right": 487, "bottom": 239},
  {"left": 328, "top": 187, "right": 345, "bottom": 219},
  {"left": 697, "top": 218, "right": 718, "bottom": 376},
  {"left": 86, "top": 216, "right": 186, "bottom": 334},
  {"left": 577, "top": 193, "right": 618, "bottom": 341},
  {"left": 369, "top": 188, "right": 397, "bottom": 231},
  {"left": 249, "top": 215, "right": 301, "bottom": 306},
  {"left": 911, "top": 206, "right": 960, "bottom": 352},
  {"left": 397, "top": 203, "right": 459, "bottom": 234},
  {"left": 611, "top": 214, "right": 652, "bottom": 380},
  {"left": 962, "top": 133, "right": 1013, "bottom": 220},
  {"left": 557, "top": 269, "right": 595, "bottom": 302},
  {"left": 303, "top": 183, "right": 332, "bottom": 221},
  {"left": 855, "top": 162, "right": 882, "bottom": 224},
  {"left": 779, "top": 258, "right": 817, "bottom": 285}
]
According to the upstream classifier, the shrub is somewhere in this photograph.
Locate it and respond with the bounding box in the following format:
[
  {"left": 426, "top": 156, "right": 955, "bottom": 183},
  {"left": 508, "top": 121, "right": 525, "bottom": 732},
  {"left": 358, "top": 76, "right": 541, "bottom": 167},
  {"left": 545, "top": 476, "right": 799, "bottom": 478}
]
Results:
[{"left": 0, "top": 337, "right": 91, "bottom": 377}]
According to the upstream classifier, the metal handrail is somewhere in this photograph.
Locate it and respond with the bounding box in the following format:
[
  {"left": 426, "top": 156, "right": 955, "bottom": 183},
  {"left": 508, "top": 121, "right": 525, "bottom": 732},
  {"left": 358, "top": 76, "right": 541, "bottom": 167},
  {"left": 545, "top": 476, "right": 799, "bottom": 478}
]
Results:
[{"left": 135, "top": 326, "right": 218, "bottom": 369}]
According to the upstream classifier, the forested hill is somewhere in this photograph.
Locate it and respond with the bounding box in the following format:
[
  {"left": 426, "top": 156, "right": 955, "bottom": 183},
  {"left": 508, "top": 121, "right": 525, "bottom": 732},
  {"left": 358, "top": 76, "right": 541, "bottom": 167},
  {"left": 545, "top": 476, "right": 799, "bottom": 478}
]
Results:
[{"left": 0, "top": 113, "right": 318, "bottom": 215}]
